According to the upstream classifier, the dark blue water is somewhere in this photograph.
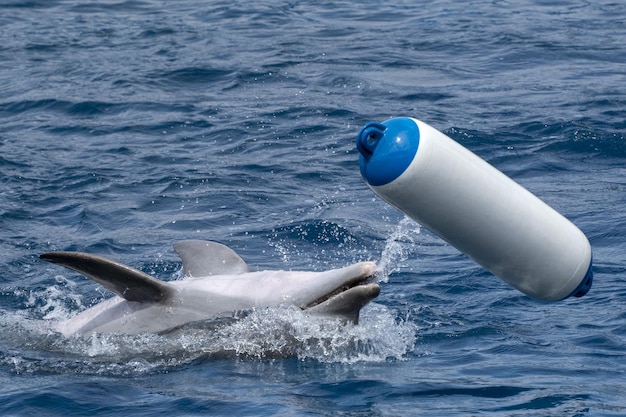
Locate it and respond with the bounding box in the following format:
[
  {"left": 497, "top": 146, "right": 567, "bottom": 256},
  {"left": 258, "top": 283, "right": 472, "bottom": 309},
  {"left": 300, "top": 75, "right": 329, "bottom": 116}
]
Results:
[{"left": 1, "top": 0, "right": 625, "bottom": 415}]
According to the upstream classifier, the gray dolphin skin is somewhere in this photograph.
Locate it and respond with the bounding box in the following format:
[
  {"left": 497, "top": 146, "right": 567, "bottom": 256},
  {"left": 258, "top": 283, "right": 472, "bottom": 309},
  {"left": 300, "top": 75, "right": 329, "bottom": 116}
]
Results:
[{"left": 39, "top": 240, "right": 380, "bottom": 337}]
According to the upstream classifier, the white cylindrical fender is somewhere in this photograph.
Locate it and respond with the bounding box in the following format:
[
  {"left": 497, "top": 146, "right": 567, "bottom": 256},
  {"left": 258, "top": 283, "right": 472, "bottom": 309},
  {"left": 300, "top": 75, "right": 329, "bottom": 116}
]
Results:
[{"left": 356, "top": 117, "right": 592, "bottom": 301}]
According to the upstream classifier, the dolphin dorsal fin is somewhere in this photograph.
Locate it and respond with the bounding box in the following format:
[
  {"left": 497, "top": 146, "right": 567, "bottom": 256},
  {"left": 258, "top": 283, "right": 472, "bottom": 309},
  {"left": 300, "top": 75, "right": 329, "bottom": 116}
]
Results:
[
  {"left": 39, "top": 252, "right": 175, "bottom": 303},
  {"left": 173, "top": 240, "right": 250, "bottom": 277}
]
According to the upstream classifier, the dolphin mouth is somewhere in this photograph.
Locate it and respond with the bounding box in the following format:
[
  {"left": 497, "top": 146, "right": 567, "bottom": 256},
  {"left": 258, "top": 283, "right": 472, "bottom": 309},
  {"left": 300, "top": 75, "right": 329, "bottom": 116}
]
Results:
[{"left": 304, "top": 275, "right": 379, "bottom": 309}]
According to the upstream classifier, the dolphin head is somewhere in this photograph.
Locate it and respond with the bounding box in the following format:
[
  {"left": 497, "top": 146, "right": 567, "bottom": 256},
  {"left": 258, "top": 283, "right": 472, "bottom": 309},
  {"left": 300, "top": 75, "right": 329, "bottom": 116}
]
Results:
[
  {"left": 172, "top": 240, "right": 380, "bottom": 324},
  {"left": 172, "top": 253, "right": 381, "bottom": 325},
  {"left": 285, "top": 262, "right": 380, "bottom": 324}
]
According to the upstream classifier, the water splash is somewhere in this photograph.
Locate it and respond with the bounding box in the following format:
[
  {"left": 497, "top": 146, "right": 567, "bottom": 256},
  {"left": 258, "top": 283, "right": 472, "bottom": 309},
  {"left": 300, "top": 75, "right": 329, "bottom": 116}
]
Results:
[
  {"left": 211, "top": 303, "right": 416, "bottom": 363},
  {"left": 378, "top": 216, "right": 422, "bottom": 281},
  {"left": 13, "top": 275, "right": 86, "bottom": 322},
  {"left": 0, "top": 290, "right": 416, "bottom": 376}
]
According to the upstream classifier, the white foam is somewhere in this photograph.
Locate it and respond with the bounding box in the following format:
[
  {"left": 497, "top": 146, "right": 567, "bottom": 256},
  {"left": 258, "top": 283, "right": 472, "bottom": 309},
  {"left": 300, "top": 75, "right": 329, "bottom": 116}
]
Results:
[
  {"left": 210, "top": 303, "right": 417, "bottom": 363},
  {"left": 0, "top": 299, "right": 416, "bottom": 375}
]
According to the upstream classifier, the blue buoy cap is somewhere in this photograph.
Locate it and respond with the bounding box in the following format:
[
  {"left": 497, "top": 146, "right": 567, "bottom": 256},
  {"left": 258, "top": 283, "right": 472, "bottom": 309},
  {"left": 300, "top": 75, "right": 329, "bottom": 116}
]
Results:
[{"left": 356, "top": 118, "right": 420, "bottom": 186}]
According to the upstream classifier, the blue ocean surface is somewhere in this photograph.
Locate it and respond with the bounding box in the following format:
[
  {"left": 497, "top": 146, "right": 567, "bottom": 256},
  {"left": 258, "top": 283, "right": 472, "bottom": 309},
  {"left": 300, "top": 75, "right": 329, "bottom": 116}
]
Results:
[{"left": 1, "top": 0, "right": 625, "bottom": 415}]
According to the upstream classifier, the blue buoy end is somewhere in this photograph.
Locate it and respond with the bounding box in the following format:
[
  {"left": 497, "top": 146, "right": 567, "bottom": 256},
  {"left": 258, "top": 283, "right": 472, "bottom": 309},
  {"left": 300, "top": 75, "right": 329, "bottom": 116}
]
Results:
[{"left": 356, "top": 118, "right": 421, "bottom": 187}]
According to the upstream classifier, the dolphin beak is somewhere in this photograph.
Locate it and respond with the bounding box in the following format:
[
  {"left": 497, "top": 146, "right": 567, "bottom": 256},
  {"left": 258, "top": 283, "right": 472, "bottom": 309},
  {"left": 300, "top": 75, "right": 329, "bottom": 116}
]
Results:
[
  {"left": 303, "top": 264, "right": 380, "bottom": 324},
  {"left": 304, "top": 276, "right": 381, "bottom": 324}
]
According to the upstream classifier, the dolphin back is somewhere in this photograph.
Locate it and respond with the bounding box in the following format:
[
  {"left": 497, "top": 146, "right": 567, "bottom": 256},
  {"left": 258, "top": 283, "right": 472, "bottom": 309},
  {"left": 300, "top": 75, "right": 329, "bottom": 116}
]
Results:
[{"left": 40, "top": 251, "right": 175, "bottom": 303}]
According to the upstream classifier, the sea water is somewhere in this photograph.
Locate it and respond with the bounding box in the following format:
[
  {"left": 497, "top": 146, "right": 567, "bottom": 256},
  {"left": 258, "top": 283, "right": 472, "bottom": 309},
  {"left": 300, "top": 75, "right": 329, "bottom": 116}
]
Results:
[{"left": 1, "top": 0, "right": 625, "bottom": 415}]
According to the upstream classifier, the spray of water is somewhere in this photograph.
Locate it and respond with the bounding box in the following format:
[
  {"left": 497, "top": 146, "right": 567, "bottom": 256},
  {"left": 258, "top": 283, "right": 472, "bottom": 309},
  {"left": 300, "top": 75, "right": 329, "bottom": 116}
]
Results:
[{"left": 377, "top": 216, "right": 422, "bottom": 281}]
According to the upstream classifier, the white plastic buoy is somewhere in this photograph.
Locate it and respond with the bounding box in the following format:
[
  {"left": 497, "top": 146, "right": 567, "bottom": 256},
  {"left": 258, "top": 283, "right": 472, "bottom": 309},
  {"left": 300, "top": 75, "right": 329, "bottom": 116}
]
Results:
[{"left": 356, "top": 117, "right": 592, "bottom": 301}]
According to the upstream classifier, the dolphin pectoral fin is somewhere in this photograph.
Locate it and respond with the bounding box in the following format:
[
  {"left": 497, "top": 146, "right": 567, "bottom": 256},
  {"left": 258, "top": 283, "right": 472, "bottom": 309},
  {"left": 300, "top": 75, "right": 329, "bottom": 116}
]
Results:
[
  {"left": 306, "top": 283, "right": 380, "bottom": 324},
  {"left": 40, "top": 252, "right": 175, "bottom": 303},
  {"left": 173, "top": 240, "right": 250, "bottom": 277}
]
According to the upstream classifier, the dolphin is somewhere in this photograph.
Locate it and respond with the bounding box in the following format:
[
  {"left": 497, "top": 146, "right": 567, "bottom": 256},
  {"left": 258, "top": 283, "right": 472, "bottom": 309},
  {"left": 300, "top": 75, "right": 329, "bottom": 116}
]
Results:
[{"left": 39, "top": 240, "right": 380, "bottom": 337}]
